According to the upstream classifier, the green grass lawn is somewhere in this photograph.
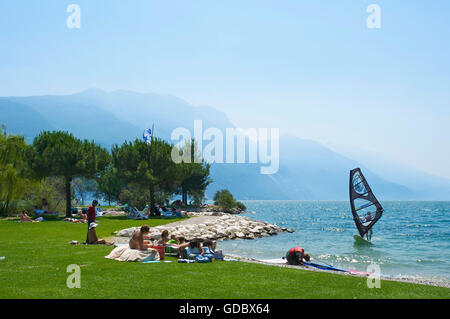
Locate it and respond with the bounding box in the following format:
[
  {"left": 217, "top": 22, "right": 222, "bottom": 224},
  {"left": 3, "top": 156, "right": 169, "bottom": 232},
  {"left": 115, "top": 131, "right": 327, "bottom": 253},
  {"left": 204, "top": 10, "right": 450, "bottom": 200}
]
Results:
[{"left": 0, "top": 217, "right": 449, "bottom": 299}]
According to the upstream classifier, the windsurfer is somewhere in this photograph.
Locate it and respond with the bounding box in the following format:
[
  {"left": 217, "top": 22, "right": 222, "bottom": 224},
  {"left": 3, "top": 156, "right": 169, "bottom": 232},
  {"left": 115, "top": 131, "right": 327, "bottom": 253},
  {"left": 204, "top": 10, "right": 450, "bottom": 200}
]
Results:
[{"left": 363, "top": 212, "right": 373, "bottom": 241}]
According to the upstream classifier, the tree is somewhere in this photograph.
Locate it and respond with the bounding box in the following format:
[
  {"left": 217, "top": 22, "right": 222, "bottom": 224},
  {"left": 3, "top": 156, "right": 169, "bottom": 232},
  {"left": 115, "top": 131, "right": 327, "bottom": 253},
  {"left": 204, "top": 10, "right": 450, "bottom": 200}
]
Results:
[
  {"left": 112, "top": 138, "right": 177, "bottom": 214},
  {"left": 213, "top": 189, "right": 246, "bottom": 211},
  {"left": 28, "top": 131, "right": 110, "bottom": 217},
  {"left": 174, "top": 139, "right": 212, "bottom": 206},
  {"left": 94, "top": 166, "right": 123, "bottom": 206},
  {"left": 0, "top": 127, "right": 33, "bottom": 216}
]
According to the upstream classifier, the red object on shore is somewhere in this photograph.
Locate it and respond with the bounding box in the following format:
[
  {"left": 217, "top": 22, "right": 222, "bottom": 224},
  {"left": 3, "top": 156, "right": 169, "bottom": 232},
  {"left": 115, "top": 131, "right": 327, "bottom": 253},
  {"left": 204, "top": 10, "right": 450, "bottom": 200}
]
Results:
[{"left": 151, "top": 245, "right": 165, "bottom": 260}]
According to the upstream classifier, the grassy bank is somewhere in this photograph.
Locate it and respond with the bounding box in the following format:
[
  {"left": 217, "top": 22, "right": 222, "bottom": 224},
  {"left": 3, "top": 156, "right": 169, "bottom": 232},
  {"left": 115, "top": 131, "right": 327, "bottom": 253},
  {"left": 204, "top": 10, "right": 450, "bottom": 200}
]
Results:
[{"left": 0, "top": 217, "right": 449, "bottom": 299}]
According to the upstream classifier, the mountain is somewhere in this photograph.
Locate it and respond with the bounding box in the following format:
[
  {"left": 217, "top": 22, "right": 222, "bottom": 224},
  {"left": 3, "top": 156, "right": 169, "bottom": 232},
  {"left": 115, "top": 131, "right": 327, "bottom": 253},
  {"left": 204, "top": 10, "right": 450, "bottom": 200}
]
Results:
[
  {"left": 2, "top": 91, "right": 142, "bottom": 148},
  {"left": 0, "top": 89, "right": 447, "bottom": 200},
  {"left": 327, "top": 144, "right": 450, "bottom": 200}
]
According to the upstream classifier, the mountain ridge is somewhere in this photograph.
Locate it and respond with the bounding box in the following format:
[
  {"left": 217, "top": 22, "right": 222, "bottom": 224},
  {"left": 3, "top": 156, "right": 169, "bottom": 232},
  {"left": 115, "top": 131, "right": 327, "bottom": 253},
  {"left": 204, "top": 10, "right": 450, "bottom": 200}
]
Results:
[{"left": 1, "top": 88, "right": 447, "bottom": 200}]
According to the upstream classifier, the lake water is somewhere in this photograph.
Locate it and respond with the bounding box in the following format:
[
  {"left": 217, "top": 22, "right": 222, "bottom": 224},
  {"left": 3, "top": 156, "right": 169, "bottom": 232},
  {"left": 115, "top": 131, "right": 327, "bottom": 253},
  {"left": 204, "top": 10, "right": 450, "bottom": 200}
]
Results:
[{"left": 216, "top": 200, "right": 450, "bottom": 285}]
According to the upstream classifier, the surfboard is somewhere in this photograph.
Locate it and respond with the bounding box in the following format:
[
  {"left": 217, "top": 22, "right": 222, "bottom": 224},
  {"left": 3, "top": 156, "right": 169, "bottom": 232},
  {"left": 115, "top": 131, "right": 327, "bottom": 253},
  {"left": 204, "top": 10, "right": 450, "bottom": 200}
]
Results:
[{"left": 353, "top": 234, "right": 373, "bottom": 245}]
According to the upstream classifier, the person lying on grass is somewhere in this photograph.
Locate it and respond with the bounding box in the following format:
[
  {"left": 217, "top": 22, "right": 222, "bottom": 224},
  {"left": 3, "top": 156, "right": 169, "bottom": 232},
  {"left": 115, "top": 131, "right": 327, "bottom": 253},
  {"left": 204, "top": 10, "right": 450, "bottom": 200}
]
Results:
[
  {"left": 87, "top": 223, "right": 113, "bottom": 245},
  {"left": 64, "top": 213, "right": 87, "bottom": 223},
  {"left": 64, "top": 217, "right": 87, "bottom": 223},
  {"left": 129, "top": 225, "right": 153, "bottom": 250}
]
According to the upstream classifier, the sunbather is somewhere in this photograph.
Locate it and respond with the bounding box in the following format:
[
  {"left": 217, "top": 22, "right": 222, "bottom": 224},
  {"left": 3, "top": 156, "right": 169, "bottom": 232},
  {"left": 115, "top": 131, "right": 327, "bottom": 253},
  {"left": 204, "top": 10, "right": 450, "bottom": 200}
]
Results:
[
  {"left": 20, "top": 210, "right": 36, "bottom": 222},
  {"left": 87, "top": 223, "right": 113, "bottom": 245},
  {"left": 188, "top": 239, "right": 204, "bottom": 255},
  {"left": 143, "top": 205, "right": 151, "bottom": 218},
  {"left": 168, "top": 234, "right": 178, "bottom": 244},
  {"left": 202, "top": 239, "right": 217, "bottom": 253},
  {"left": 174, "top": 236, "right": 191, "bottom": 257},
  {"left": 129, "top": 225, "right": 152, "bottom": 250},
  {"left": 157, "top": 230, "right": 170, "bottom": 245}
]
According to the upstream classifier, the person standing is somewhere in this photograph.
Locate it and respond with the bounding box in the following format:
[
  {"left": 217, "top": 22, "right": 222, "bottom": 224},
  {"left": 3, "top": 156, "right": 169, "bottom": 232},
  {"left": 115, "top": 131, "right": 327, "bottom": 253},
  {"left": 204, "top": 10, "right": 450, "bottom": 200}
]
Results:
[{"left": 86, "top": 200, "right": 98, "bottom": 243}]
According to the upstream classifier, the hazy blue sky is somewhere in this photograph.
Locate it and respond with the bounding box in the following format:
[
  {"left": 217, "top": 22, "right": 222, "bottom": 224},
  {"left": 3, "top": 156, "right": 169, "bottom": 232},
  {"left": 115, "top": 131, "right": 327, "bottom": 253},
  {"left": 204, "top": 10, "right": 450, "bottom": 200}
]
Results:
[{"left": 1, "top": 1, "right": 449, "bottom": 178}]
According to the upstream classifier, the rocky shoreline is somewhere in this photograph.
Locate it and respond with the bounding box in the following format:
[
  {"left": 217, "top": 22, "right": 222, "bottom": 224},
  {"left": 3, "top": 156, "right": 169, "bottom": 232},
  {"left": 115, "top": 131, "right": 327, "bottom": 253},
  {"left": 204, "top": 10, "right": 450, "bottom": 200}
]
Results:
[{"left": 112, "top": 211, "right": 294, "bottom": 244}]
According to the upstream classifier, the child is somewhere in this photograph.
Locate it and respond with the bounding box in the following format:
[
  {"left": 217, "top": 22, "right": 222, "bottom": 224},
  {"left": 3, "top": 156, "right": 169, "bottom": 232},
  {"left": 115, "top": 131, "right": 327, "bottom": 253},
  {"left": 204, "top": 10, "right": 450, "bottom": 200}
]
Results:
[{"left": 168, "top": 234, "right": 179, "bottom": 244}]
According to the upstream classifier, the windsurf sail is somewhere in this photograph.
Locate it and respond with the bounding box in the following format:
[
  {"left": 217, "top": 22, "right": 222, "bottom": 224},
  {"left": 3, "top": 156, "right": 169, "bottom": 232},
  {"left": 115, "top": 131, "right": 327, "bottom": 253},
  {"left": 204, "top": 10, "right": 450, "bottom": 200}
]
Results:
[{"left": 349, "top": 168, "right": 383, "bottom": 237}]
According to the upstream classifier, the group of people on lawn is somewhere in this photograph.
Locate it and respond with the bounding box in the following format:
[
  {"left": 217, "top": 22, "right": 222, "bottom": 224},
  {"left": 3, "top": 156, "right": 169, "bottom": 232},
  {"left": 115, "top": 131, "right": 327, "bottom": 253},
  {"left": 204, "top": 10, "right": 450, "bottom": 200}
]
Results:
[
  {"left": 130, "top": 226, "right": 217, "bottom": 258},
  {"left": 83, "top": 200, "right": 205, "bottom": 256}
]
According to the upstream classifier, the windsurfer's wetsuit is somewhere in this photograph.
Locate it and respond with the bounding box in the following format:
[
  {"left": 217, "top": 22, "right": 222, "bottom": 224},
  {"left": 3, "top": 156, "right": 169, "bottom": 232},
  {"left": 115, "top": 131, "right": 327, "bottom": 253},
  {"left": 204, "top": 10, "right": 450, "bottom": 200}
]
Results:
[{"left": 286, "top": 247, "right": 305, "bottom": 265}]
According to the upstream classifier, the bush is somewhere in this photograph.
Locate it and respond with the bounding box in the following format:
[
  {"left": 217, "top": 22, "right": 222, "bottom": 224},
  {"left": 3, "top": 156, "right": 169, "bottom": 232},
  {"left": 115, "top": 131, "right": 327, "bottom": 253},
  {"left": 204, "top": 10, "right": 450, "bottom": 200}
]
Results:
[
  {"left": 235, "top": 201, "right": 247, "bottom": 211},
  {"left": 213, "top": 189, "right": 246, "bottom": 211}
]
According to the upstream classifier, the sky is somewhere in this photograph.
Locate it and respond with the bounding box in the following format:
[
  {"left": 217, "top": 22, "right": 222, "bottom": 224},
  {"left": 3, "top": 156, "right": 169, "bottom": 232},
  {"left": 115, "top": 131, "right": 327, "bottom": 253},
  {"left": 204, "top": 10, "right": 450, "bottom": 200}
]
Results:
[{"left": 0, "top": 0, "right": 449, "bottom": 178}]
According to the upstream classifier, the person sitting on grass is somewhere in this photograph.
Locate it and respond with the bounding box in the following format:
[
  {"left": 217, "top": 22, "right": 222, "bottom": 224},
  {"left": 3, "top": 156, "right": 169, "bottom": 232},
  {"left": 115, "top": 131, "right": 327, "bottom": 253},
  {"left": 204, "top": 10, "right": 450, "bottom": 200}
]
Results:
[
  {"left": 20, "top": 210, "right": 36, "bottom": 222},
  {"left": 168, "top": 234, "right": 179, "bottom": 244},
  {"left": 285, "top": 247, "right": 310, "bottom": 266},
  {"left": 157, "top": 230, "right": 170, "bottom": 245},
  {"left": 143, "top": 205, "right": 151, "bottom": 218},
  {"left": 202, "top": 239, "right": 217, "bottom": 254},
  {"left": 129, "top": 225, "right": 152, "bottom": 250},
  {"left": 189, "top": 239, "right": 204, "bottom": 255},
  {"left": 87, "top": 223, "right": 113, "bottom": 245}
]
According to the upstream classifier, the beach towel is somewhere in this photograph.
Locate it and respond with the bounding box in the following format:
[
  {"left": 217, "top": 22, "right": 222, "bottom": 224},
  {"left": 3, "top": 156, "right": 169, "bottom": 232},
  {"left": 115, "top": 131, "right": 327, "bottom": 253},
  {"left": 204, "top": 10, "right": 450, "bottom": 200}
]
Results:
[
  {"left": 105, "top": 245, "right": 160, "bottom": 262},
  {"left": 178, "top": 259, "right": 197, "bottom": 263}
]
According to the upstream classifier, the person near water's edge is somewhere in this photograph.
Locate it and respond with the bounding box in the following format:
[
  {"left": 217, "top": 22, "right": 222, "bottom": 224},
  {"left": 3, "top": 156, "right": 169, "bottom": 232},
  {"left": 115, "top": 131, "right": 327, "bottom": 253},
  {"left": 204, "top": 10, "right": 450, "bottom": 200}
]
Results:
[
  {"left": 285, "top": 247, "right": 310, "bottom": 265},
  {"left": 86, "top": 200, "right": 98, "bottom": 243}
]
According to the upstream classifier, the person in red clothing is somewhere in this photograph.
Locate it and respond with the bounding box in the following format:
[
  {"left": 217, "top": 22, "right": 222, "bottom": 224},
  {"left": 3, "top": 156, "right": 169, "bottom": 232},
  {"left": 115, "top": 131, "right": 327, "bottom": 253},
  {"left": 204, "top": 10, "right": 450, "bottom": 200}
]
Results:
[
  {"left": 86, "top": 200, "right": 98, "bottom": 243},
  {"left": 285, "top": 247, "right": 310, "bottom": 265}
]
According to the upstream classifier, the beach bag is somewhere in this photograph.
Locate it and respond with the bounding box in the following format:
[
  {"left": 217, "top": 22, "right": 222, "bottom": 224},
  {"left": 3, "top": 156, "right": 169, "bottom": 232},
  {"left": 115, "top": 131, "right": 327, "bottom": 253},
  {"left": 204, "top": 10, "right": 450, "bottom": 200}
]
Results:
[{"left": 151, "top": 245, "right": 166, "bottom": 260}]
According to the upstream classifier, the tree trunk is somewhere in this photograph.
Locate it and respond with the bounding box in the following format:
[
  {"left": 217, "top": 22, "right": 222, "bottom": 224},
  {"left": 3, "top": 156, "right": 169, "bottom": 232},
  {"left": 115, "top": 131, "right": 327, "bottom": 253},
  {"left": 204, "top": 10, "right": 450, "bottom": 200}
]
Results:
[
  {"left": 182, "top": 188, "right": 187, "bottom": 206},
  {"left": 149, "top": 184, "right": 156, "bottom": 215},
  {"left": 65, "top": 176, "right": 72, "bottom": 218}
]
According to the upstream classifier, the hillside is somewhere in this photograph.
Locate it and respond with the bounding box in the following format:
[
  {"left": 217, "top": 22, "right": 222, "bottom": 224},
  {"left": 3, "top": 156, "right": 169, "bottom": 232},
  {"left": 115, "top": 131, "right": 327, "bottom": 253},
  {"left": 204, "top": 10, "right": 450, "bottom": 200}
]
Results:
[{"left": 1, "top": 89, "right": 447, "bottom": 200}]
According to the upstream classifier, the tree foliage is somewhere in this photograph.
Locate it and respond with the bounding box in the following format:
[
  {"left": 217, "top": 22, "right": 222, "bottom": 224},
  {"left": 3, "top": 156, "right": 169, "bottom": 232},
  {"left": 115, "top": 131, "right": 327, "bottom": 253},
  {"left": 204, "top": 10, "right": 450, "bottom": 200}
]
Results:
[
  {"left": 174, "top": 139, "right": 212, "bottom": 205},
  {"left": 213, "top": 189, "right": 246, "bottom": 211},
  {"left": 112, "top": 138, "right": 178, "bottom": 213},
  {"left": 28, "top": 131, "right": 110, "bottom": 217}
]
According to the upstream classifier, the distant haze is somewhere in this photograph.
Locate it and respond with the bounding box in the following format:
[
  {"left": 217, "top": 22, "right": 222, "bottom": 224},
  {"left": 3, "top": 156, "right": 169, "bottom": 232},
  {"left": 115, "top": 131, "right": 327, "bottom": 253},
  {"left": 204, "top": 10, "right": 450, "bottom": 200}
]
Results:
[
  {"left": 0, "top": 1, "right": 449, "bottom": 179},
  {"left": 2, "top": 89, "right": 450, "bottom": 200}
]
